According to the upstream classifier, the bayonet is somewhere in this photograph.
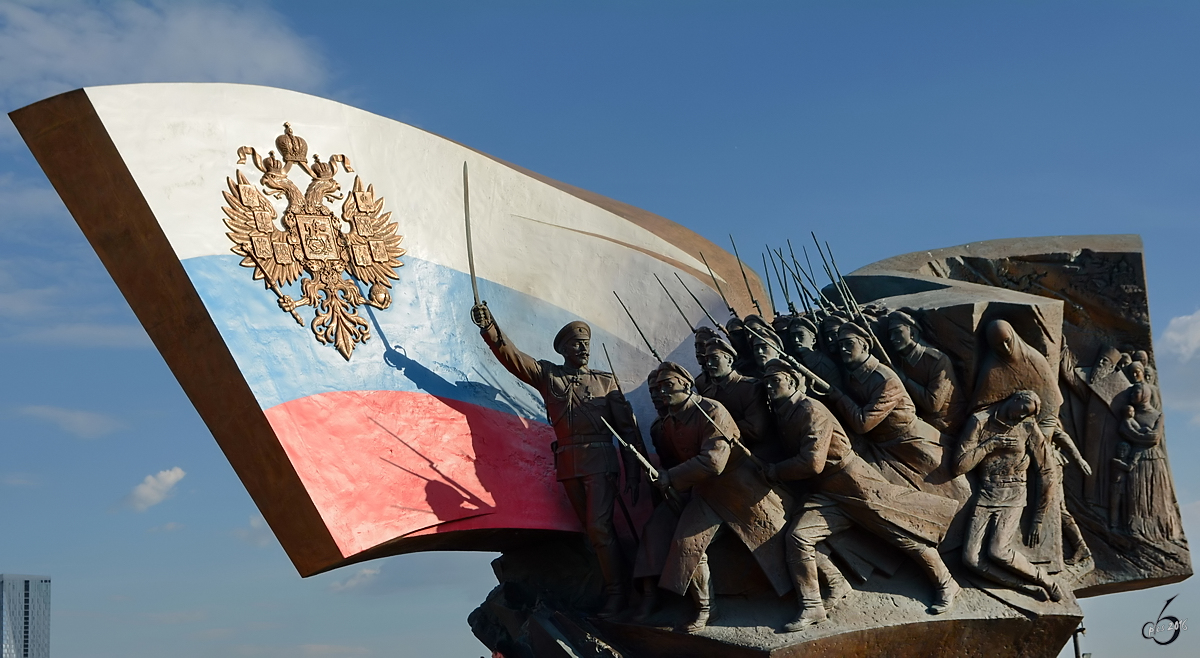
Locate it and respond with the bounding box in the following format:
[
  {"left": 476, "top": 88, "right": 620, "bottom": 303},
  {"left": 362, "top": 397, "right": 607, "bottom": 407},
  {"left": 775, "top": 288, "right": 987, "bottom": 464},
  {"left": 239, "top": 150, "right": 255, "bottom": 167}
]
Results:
[
  {"left": 768, "top": 247, "right": 795, "bottom": 315},
  {"left": 826, "top": 241, "right": 862, "bottom": 317},
  {"left": 729, "top": 235, "right": 763, "bottom": 316},
  {"left": 614, "top": 291, "right": 663, "bottom": 363},
  {"left": 700, "top": 251, "right": 737, "bottom": 318},
  {"left": 674, "top": 272, "right": 728, "bottom": 336},
  {"left": 601, "top": 417, "right": 683, "bottom": 513},
  {"left": 654, "top": 273, "right": 695, "bottom": 334},
  {"left": 761, "top": 252, "right": 778, "bottom": 317}
]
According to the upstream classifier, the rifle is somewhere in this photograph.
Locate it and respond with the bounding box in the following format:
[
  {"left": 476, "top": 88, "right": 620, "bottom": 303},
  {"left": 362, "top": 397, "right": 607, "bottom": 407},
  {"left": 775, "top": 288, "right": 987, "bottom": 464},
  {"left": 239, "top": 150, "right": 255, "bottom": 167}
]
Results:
[
  {"left": 654, "top": 273, "right": 696, "bottom": 334},
  {"left": 729, "top": 235, "right": 763, "bottom": 316},
  {"left": 619, "top": 292, "right": 667, "bottom": 365},
  {"left": 614, "top": 291, "right": 663, "bottom": 363},
  {"left": 690, "top": 395, "right": 769, "bottom": 475},
  {"left": 761, "top": 252, "right": 777, "bottom": 317},
  {"left": 768, "top": 247, "right": 796, "bottom": 316},
  {"left": 742, "top": 323, "right": 830, "bottom": 392},
  {"left": 602, "top": 417, "right": 683, "bottom": 514},
  {"left": 700, "top": 251, "right": 738, "bottom": 318},
  {"left": 674, "top": 273, "right": 728, "bottom": 337},
  {"left": 600, "top": 342, "right": 644, "bottom": 532}
]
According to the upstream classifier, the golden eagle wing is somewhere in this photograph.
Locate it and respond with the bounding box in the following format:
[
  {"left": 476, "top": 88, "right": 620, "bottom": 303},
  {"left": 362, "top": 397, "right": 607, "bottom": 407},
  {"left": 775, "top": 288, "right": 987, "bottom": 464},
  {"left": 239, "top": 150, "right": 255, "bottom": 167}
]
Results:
[
  {"left": 222, "top": 170, "right": 302, "bottom": 287},
  {"left": 342, "top": 176, "right": 406, "bottom": 287}
]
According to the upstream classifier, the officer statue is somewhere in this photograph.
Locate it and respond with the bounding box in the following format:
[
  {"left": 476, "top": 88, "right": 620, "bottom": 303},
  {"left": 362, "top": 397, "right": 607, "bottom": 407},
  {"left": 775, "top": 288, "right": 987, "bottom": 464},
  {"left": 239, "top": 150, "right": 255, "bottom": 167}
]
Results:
[{"left": 471, "top": 303, "right": 643, "bottom": 617}]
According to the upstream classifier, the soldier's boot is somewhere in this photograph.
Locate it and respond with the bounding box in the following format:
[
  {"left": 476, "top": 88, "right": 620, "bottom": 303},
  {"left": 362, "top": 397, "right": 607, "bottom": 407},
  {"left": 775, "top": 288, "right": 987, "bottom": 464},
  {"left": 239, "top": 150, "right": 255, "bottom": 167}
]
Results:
[
  {"left": 630, "top": 577, "right": 658, "bottom": 624},
  {"left": 1033, "top": 567, "right": 1067, "bottom": 602},
  {"left": 596, "top": 588, "right": 627, "bottom": 620},
  {"left": 783, "top": 557, "right": 827, "bottom": 632},
  {"left": 680, "top": 561, "right": 712, "bottom": 633},
  {"left": 816, "top": 552, "right": 852, "bottom": 612},
  {"left": 594, "top": 546, "right": 626, "bottom": 620},
  {"left": 914, "top": 546, "right": 959, "bottom": 615},
  {"left": 1063, "top": 516, "right": 1092, "bottom": 566}
]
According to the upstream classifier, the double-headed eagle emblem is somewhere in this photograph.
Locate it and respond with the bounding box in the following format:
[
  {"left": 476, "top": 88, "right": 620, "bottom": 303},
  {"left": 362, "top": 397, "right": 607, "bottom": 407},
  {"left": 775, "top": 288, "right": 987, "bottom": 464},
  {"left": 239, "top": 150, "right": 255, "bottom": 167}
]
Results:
[{"left": 222, "top": 123, "right": 406, "bottom": 360}]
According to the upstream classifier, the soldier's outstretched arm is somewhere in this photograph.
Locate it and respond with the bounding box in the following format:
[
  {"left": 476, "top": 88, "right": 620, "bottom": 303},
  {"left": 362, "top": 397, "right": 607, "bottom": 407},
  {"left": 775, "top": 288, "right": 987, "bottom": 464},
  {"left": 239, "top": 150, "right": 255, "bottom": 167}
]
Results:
[{"left": 471, "top": 304, "right": 544, "bottom": 388}]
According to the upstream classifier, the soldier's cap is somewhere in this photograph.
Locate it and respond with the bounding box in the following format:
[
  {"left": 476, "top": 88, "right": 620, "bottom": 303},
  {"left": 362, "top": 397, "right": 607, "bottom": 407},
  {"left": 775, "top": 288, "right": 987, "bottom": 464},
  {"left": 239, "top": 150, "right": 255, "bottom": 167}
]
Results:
[
  {"left": 762, "top": 358, "right": 802, "bottom": 381},
  {"left": 726, "top": 317, "right": 746, "bottom": 330},
  {"left": 888, "top": 310, "right": 919, "bottom": 330},
  {"left": 820, "top": 315, "right": 846, "bottom": 332},
  {"left": 771, "top": 315, "right": 793, "bottom": 334},
  {"left": 553, "top": 320, "right": 591, "bottom": 353},
  {"left": 693, "top": 326, "right": 719, "bottom": 346},
  {"left": 645, "top": 364, "right": 663, "bottom": 385},
  {"left": 654, "top": 361, "right": 694, "bottom": 387},
  {"left": 837, "top": 321, "right": 873, "bottom": 343},
  {"left": 744, "top": 314, "right": 773, "bottom": 333},
  {"left": 790, "top": 315, "right": 817, "bottom": 334},
  {"left": 703, "top": 337, "right": 737, "bottom": 358},
  {"left": 748, "top": 326, "right": 783, "bottom": 349}
]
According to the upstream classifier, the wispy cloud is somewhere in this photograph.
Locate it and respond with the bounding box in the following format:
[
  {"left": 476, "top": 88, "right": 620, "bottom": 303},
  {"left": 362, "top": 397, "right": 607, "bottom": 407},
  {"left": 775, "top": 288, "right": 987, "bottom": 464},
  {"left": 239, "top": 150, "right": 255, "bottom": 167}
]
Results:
[
  {"left": 233, "top": 515, "right": 276, "bottom": 548},
  {"left": 148, "top": 521, "right": 184, "bottom": 533},
  {"left": 0, "top": 0, "right": 329, "bottom": 113},
  {"left": 1, "top": 473, "right": 37, "bottom": 487},
  {"left": 328, "top": 568, "right": 381, "bottom": 593},
  {"left": 17, "top": 404, "right": 124, "bottom": 439},
  {"left": 1162, "top": 310, "right": 1200, "bottom": 362},
  {"left": 125, "top": 467, "right": 185, "bottom": 511},
  {"left": 16, "top": 322, "right": 152, "bottom": 348}
]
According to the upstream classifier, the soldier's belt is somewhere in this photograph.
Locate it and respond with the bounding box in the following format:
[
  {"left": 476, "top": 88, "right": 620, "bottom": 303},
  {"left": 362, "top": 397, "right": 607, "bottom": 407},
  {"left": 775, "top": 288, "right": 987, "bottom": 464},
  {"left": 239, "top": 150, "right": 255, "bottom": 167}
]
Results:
[
  {"left": 554, "top": 435, "right": 614, "bottom": 449},
  {"left": 982, "top": 475, "right": 1027, "bottom": 484}
]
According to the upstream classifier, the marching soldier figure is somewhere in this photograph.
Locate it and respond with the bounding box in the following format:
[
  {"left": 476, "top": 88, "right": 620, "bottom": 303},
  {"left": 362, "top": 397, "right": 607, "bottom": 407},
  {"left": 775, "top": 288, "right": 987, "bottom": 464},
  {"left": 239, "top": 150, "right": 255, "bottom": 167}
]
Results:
[
  {"left": 886, "top": 310, "right": 966, "bottom": 434},
  {"left": 653, "top": 362, "right": 792, "bottom": 633},
  {"left": 762, "top": 360, "right": 961, "bottom": 629},
  {"left": 471, "top": 304, "right": 643, "bottom": 618},
  {"left": 695, "top": 337, "right": 774, "bottom": 454}
]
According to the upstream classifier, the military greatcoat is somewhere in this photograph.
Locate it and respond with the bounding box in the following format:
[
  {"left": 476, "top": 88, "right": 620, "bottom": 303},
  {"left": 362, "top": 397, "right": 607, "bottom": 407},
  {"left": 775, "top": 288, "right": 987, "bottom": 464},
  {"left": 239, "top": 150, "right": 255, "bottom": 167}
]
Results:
[{"left": 658, "top": 395, "right": 792, "bottom": 597}]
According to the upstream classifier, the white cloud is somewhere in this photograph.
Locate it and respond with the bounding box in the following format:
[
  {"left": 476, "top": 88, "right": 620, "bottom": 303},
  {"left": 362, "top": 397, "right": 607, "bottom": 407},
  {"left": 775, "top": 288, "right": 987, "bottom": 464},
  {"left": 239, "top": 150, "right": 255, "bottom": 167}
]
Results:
[
  {"left": 126, "top": 466, "right": 185, "bottom": 511},
  {"left": 17, "top": 404, "right": 124, "bottom": 438},
  {"left": 328, "top": 568, "right": 380, "bottom": 593},
  {"left": 148, "top": 521, "right": 184, "bottom": 533},
  {"left": 1162, "top": 310, "right": 1200, "bottom": 362},
  {"left": 16, "top": 322, "right": 152, "bottom": 348},
  {"left": 234, "top": 515, "right": 276, "bottom": 547},
  {"left": 0, "top": 0, "right": 329, "bottom": 113}
]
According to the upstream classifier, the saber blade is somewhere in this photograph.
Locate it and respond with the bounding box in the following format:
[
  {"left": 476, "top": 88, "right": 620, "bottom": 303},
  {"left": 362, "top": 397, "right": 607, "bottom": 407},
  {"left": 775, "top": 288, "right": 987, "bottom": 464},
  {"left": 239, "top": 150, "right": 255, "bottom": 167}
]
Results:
[{"left": 463, "top": 163, "right": 480, "bottom": 306}]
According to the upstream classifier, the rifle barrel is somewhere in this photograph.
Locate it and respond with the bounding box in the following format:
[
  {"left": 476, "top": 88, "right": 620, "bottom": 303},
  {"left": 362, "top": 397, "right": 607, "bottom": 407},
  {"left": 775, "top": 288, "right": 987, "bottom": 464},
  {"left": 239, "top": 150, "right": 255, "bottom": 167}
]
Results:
[{"left": 614, "top": 291, "right": 663, "bottom": 363}]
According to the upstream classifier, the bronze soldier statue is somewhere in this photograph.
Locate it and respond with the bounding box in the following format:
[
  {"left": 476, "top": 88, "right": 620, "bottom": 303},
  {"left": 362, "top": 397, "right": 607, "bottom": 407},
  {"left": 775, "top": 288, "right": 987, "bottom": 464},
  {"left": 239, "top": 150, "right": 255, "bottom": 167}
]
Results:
[
  {"left": 471, "top": 304, "right": 643, "bottom": 618},
  {"left": 952, "top": 390, "right": 1067, "bottom": 601},
  {"left": 695, "top": 337, "right": 774, "bottom": 454},
  {"left": 780, "top": 315, "right": 844, "bottom": 394},
  {"left": 652, "top": 362, "right": 791, "bottom": 632},
  {"left": 886, "top": 310, "right": 966, "bottom": 433},
  {"left": 692, "top": 326, "right": 720, "bottom": 370},
  {"left": 762, "top": 360, "right": 960, "bottom": 629},
  {"left": 815, "top": 322, "right": 965, "bottom": 501}
]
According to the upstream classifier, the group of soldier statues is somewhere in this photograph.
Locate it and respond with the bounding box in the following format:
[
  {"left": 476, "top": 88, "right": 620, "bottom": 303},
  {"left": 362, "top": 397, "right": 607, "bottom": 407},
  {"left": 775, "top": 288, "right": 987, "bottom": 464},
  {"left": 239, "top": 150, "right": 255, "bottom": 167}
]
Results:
[{"left": 468, "top": 291, "right": 1172, "bottom": 634}]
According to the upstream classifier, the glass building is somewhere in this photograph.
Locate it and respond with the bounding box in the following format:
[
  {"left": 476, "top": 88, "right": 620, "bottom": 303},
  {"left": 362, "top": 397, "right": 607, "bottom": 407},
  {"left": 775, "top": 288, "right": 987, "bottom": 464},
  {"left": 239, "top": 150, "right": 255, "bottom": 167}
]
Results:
[{"left": 0, "top": 575, "right": 50, "bottom": 658}]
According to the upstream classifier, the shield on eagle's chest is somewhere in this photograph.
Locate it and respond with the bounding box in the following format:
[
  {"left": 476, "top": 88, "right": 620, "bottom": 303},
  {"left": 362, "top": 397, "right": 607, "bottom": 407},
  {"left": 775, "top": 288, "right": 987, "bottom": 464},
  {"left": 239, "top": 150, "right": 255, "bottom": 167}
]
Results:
[{"left": 295, "top": 213, "right": 339, "bottom": 261}]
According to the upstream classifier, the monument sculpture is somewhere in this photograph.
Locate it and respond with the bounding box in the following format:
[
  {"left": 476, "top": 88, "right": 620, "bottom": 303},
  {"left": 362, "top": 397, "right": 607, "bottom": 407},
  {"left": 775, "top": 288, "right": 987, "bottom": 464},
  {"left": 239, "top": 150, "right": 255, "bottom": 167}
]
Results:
[{"left": 10, "top": 84, "right": 1190, "bottom": 657}]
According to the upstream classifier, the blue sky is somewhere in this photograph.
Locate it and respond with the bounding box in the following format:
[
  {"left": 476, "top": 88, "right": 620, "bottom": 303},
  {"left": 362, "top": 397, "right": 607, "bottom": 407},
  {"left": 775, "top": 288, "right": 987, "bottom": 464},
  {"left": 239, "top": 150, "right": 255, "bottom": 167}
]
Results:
[{"left": 2, "top": 1, "right": 1200, "bottom": 656}]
